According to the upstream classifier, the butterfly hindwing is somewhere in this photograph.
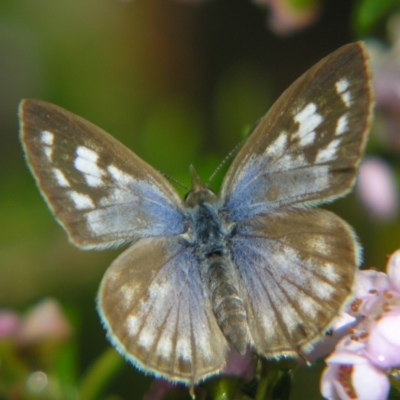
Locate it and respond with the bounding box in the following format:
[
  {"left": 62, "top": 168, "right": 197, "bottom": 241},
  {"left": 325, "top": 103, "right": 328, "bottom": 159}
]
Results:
[
  {"left": 231, "top": 209, "right": 359, "bottom": 355},
  {"left": 220, "top": 42, "right": 373, "bottom": 221},
  {"left": 98, "top": 236, "right": 229, "bottom": 384},
  {"left": 20, "top": 99, "right": 184, "bottom": 249}
]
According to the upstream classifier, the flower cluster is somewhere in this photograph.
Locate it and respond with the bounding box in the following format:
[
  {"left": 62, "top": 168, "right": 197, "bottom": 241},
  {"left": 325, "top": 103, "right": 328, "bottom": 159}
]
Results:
[{"left": 321, "top": 250, "right": 400, "bottom": 400}]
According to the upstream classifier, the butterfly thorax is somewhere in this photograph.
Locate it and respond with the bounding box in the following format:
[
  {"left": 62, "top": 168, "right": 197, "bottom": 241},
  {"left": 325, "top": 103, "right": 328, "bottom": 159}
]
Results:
[
  {"left": 183, "top": 172, "right": 229, "bottom": 257},
  {"left": 182, "top": 172, "right": 250, "bottom": 354}
]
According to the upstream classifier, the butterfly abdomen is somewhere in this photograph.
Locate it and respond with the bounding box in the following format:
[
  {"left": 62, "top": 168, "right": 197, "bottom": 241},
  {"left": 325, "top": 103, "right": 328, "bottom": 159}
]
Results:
[
  {"left": 184, "top": 195, "right": 250, "bottom": 354},
  {"left": 206, "top": 258, "right": 249, "bottom": 354}
]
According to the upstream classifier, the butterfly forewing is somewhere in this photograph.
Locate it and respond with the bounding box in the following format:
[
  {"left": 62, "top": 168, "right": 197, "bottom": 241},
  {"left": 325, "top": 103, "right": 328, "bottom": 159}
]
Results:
[
  {"left": 20, "top": 99, "right": 184, "bottom": 249},
  {"left": 98, "top": 236, "right": 229, "bottom": 384},
  {"left": 221, "top": 42, "right": 373, "bottom": 221}
]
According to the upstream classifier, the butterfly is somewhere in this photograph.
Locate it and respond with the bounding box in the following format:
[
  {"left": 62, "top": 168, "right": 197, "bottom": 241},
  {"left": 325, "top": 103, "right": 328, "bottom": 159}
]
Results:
[{"left": 19, "top": 42, "right": 373, "bottom": 387}]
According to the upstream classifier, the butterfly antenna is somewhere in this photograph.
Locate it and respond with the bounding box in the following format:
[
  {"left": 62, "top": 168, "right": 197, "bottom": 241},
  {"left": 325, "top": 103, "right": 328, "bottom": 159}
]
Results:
[
  {"left": 205, "top": 137, "right": 246, "bottom": 187},
  {"left": 158, "top": 171, "right": 189, "bottom": 190}
]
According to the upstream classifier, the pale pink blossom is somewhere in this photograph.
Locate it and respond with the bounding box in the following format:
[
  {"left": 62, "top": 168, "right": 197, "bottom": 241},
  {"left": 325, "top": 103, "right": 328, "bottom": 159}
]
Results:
[
  {"left": 16, "top": 298, "right": 71, "bottom": 345},
  {"left": 253, "top": 0, "right": 320, "bottom": 36},
  {"left": 365, "top": 307, "right": 400, "bottom": 368},
  {"left": 350, "top": 269, "right": 390, "bottom": 316},
  {"left": 321, "top": 250, "right": 400, "bottom": 400},
  {"left": 0, "top": 311, "right": 21, "bottom": 338},
  {"left": 356, "top": 157, "right": 398, "bottom": 220},
  {"left": 321, "top": 353, "right": 390, "bottom": 400},
  {"left": 321, "top": 334, "right": 390, "bottom": 400}
]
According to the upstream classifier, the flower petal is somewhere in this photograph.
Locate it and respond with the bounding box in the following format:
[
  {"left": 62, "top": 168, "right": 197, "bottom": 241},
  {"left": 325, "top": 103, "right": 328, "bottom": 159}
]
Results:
[
  {"left": 365, "top": 308, "right": 400, "bottom": 368},
  {"left": 351, "top": 362, "right": 390, "bottom": 400},
  {"left": 387, "top": 250, "right": 400, "bottom": 292}
]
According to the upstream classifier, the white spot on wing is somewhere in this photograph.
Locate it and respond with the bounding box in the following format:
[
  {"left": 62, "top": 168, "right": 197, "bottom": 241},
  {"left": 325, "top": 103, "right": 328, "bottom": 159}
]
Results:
[
  {"left": 156, "top": 334, "right": 173, "bottom": 359},
  {"left": 312, "top": 280, "right": 335, "bottom": 300},
  {"left": 74, "top": 146, "right": 105, "bottom": 187},
  {"left": 40, "top": 131, "right": 54, "bottom": 161},
  {"left": 335, "top": 114, "right": 348, "bottom": 135},
  {"left": 335, "top": 78, "right": 351, "bottom": 107},
  {"left": 324, "top": 263, "right": 339, "bottom": 283},
  {"left": 138, "top": 326, "right": 156, "bottom": 349},
  {"left": 40, "top": 130, "right": 54, "bottom": 145},
  {"left": 341, "top": 92, "right": 351, "bottom": 107},
  {"left": 264, "top": 133, "right": 287, "bottom": 157},
  {"left": 89, "top": 166, "right": 137, "bottom": 208},
  {"left": 176, "top": 337, "right": 191, "bottom": 361},
  {"left": 335, "top": 78, "right": 349, "bottom": 93},
  {"left": 281, "top": 307, "right": 299, "bottom": 334},
  {"left": 298, "top": 296, "right": 317, "bottom": 314},
  {"left": 279, "top": 153, "right": 306, "bottom": 169},
  {"left": 293, "top": 103, "right": 322, "bottom": 147},
  {"left": 68, "top": 190, "right": 95, "bottom": 209},
  {"left": 44, "top": 147, "right": 53, "bottom": 161},
  {"left": 260, "top": 314, "right": 275, "bottom": 340},
  {"left": 314, "top": 165, "right": 330, "bottom": 191},
  {"left": 120, "top": 285, "right": 133, "bottom": 302},
  {"left": 53, "top": 168, "right": 70, "bottom": 187},
  {"left": 316, "top": 139, "right": 341, "bottom": 163},
  {"left": 77, "top": 146, "right": 98, "bottom": 162},
  {"left": 196, "top": 328, "right": 211, "bottom": 360},
  {"left": 107, "top": 165, "right": 135, "bottom": 185},
  {"left": 127, "top": 315, "right": 139, "bottom": 336}
]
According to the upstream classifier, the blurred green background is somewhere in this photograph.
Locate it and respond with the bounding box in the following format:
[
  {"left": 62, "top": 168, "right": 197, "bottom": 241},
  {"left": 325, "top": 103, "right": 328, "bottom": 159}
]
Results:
[{"left": 1, "top": 0, "right": 400, "bottom": 399}]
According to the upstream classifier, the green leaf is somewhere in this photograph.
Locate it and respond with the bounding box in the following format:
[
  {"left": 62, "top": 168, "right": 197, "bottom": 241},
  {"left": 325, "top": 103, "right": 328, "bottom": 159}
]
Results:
[
  {"left": 389, "top": 375, "right": 400, "bottom": 398},
  {"left": 255, "top": 359, "right": 294, "bottom": 400},
  {"left": 353, "top": 0, "right": 400, "bottom": 35},
  {"left": 287, "top": 0, "right": 319, "bottom": 11},
  {"left": 78, "top": 347, "right": 124, "bottom": 400}
]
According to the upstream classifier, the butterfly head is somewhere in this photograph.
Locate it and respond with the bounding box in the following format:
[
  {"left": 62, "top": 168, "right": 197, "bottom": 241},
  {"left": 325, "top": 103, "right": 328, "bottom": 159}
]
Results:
[{"left": 184, "top": 165, "right": 216, "bottom": 207}]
